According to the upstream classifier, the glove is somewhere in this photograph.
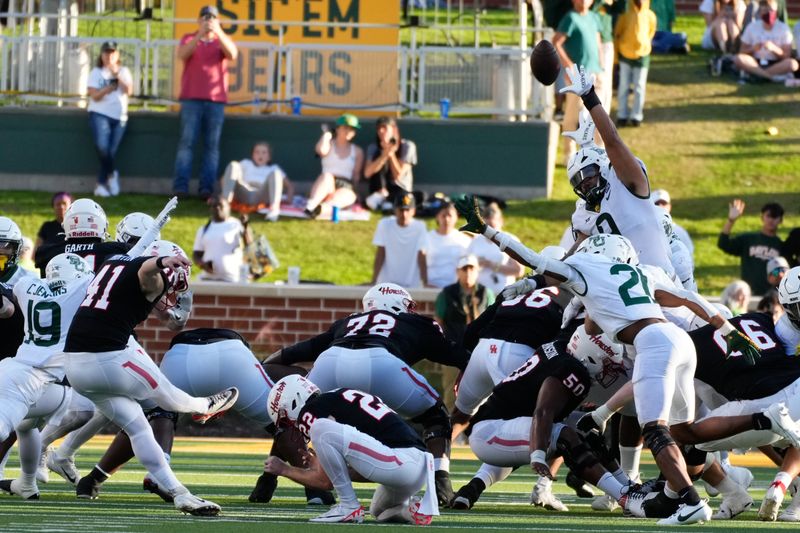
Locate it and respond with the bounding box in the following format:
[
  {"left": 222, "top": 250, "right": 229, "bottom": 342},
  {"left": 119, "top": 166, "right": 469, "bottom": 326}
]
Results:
[
  {"left": 501, "top": 277, "right": 538, "bottom": 300},
  {"left": 577, "top": 404, "right": 613, "bottom": 435},
  {"left": 559, "top": 64, "right": 595, "bottom": 97},
  {"left": 724, "top": 329, "right": 761, "bottom": 366},
  {"left": 454, "top": 195, "right": 487, "bottom": 234},
  {"left": 562, "top": 110, "right": 596, "bottom": 148}
]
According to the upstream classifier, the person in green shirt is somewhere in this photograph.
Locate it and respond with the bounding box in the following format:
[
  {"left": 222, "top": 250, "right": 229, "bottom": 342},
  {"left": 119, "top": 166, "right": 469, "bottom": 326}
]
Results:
[{"left": 718, "top": 199, "right": 784, "bottom": 295}]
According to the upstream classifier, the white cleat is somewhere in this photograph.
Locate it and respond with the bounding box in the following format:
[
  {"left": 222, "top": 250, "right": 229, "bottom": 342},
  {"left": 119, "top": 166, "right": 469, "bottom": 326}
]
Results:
[
  {"left": 724, "top": 465, "right": 754, "bottom": 490},
  {"left": 173, "top": 492, "right": 221, "bottom": 516},
  {"left": 778, "top": 503, "right": 800, "bottom": 522},
  {"left": 36, "top": 446, "right": 54, "bottom": 484},
  {"left": 713, "top": 489, "right": 753, "bottom": 519},
  {"left": 192, "top": 387, "right": 239, "bottom": 424},
  {"left": 530, "top": 481, "right": 569, "bottom": 512},
  {"left": 656, "top": 500, "right": 712, "bottom": 526},
  {"left": 759, "top": 482, "right": 786, "bottom": 521},
  {"left": 47, "top": 453, "right": 80, "bottom": 486},
  {"left": 0, "top": 478, "right": 40, "bottom": 500},
  {"left": 591, "top": 494, "right": 619, "bottom": 512},
  {"left": 765, "top": 403, "right": 800, "bottom": 448},
  {"left": 309, "top": 503, "right": 365, "bottom": 523}
]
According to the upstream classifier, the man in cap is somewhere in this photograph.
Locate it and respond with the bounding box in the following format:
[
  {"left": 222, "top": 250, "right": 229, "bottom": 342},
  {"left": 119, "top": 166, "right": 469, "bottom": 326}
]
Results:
[
  {"left": 371, "top": 192, "right": 430, "bottom": 288},
  {"left": 652, "top": 189, "right": 693, "bottom": 255}
]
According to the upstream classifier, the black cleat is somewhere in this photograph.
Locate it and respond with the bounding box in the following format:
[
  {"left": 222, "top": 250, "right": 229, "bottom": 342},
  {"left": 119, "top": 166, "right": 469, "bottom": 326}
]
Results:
[
  {"left": 76, "top": 476, "right": 102, "bottom": 500},
  {"left": 249, "top": 472, "right": 278, "bottom": 503},
  {"left": 305, "top": 487, "right": 336, "bottom": 505},
  {"left": 144, "top": 477, "right": 174, "bottom": 503},
  {"left": 435, "top": 470, "right": 454, "bottom": 506},
  {"left": 566, "top": 470, "right": 595, "bottom": 498},
  {"left": 642, "top": 490, "right": 682, "bottom": 519},
  {"left": 450, "top": 478, "right": 486, "bottom": 510},
  {"left": 0, "top": 479, "right": 40, "bottom": 500}
]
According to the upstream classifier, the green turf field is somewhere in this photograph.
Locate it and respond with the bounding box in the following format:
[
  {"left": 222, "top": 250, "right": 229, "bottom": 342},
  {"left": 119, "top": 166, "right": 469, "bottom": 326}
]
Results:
[{"left": 0, "top": 436, "right": 796, "bottom": 532}]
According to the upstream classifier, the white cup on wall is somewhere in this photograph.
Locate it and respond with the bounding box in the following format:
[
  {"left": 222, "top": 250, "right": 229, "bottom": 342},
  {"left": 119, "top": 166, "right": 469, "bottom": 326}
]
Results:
[{"left": 287, "top": 266, "right": 301, "bottom": 285}]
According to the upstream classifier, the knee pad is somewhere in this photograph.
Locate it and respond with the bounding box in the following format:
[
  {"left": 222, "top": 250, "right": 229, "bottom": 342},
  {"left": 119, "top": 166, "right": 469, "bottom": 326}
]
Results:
[
  {"left": 411, "top": 403, "right": 451, "bottom": 443},
  {"left": 145, "top": 407, "right": 179, "bottom": 430},
  {"left": 556, "top": 427, "right": 600, "bottom": 472},
  {"left": 642, "top": 423, "right": 676, "bottom": 458},
  {"left": 682, "top": 445, "right": 708, "bottom": 469}
]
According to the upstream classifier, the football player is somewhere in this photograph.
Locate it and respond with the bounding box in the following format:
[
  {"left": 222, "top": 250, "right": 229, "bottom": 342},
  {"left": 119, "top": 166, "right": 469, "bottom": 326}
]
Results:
[
  {"left": 264, "top": 375, "right": 438, "bottom": 525},
  {"left": 267, "top": 283, "right": 468, "bottom": 505},
  {"left": 114, "top": 212, "right": 160, "bottom": 245},
  {"left": 61, "top": 240, "right": 239, "bottom": 516},
  {"left": 454, "top": 199, "right": 798, "bottom": 525}
]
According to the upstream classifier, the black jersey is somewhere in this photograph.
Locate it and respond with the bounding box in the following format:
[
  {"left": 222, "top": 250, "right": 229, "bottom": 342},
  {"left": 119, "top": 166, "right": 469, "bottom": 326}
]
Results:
[
  {"left": 0, "top": 282, "right": 24, "bottom": 360},
  {"left": 34, "top": 238, "right": 130, "bottom": 277},
  {"left": 65, "top": 256, "right": 165, "bottom": 353},
  {"left": 281, "top": 310, "right": 468, "bottom": 370},
  {"left": 469, "top": 340, "right": 591, "bottom": 431},
  {"left": 297, "top": 389, "right": 425, "bottom": 451},
  {"left": 463, "top": 288, "right": 563, "bottom": 352},
  {"left": 692, "top": 312, "right": 800, "bottom": 401}
]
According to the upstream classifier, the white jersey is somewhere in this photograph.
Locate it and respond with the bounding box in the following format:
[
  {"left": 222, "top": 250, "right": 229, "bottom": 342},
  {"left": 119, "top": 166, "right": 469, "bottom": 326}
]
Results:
[
  {"left": 669, "top": 237, "right": 696, "bottom": 292},
  {"left": 640, "top": 263, "right": 694, "bottom": 331},
  {"left": 570, "top": 170, "right": 674, "bottom": 277},
  {"left": 563, "top": 253, "right": 664, "bottom": 342},
  {"left": 1, "top": 265, "right": 35, "bottom": 287},
  {"left": 776, "top": 314, "right": 800, "bottom": 356},
  {"left": 13, "top": 277, "right": 91, "bottom": 369}
]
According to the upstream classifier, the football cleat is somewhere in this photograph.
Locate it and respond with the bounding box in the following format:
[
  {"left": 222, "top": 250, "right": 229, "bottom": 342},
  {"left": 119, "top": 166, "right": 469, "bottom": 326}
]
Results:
[
  {"left": 37, "top": 446, "right": 54, "bottom": 484},
  {"left": 531, "top": 479, "right": 569, "bottom": 512},
  {"left": 450, "top": 478, "right": 486, "bottom": 510},
  {"left": 725, "top": 465, "right": 754, "bottom": 490},
  {"left": 765, "top": 403, "right": 800, "bottom": 448},
  {"left": 249, "top": 472, "right": 278, "bottom": 503},
  {"left": 759, "top": 482, "right": 786, "bottom": 521},
  {"left": 174, "top": 492, "right": 221, "bottom": 516},
  {"left": 620, "top": 489, "right": 653, "bottom": 518},
  {"left": 309, "top": 503, "right": 365, "bottom": 523},
  {"left": 779, "top": 498, "right": 800, "bottom": 522},
  {"left": 144, "top": 476, "right": 174, "bottom": 503},
  {"left": 656, "top": 500, "right": 712, "bottom": 526},
  {"left": 435, "top": 470, "right": 454, "bottom": 506},
  {"left": 591, "top": 494, "right": 619, "bottom": 512},
  {"left": 305, "top": 487, "right": 336, "bottom": 505},
  {"left": 566, "top": 470, "right": 595, "bottom": 498},
  {"left": 192, "top": 387, "right": 239, "bottom": 424},
  {"left": 713, "top": 489, "right": 753, "bottom": 519},
  {"left": 402, "top": 497, "right": 433, "bottom": 526},
  {"left": 76, "top": 475, "right": 102, "bottom": 500},
  {"left": 639, "top": 476, "right": 666, "bottom": 494},
  {"left": 642, "top": 491, "right": 681, "bottom": 518},
  {"left": 47, "top": 452, "right": 80, "bottom": 486},
  {"left": 0, "top": 478, "right": 40, "bottom": 500}
]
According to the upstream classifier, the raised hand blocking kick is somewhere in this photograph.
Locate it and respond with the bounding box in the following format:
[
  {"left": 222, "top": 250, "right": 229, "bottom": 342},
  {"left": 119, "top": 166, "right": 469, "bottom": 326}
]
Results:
[{"left": 454, "top": 195, "right": 487, "bottom": 234}]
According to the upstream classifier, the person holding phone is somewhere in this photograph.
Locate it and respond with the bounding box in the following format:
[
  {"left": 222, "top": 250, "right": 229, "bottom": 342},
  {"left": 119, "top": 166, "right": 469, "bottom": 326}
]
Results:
[
  {"left": 86, "top": 41, "right": 133, "bottom": 198},
  {"left": 363, "top": 116, "right": 418, "bottom": 211}
]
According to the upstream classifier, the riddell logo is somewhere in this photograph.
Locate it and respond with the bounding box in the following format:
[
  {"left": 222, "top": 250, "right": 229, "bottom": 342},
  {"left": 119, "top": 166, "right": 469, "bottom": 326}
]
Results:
[
  {"left": 378, "top": 286, "right": 405, "bottom": 295},
  {"left": 269, "top": 381, "right": 286, "bottom": 414},
  {"left": 590, "top": 335, "right": 616, "bottom": 357},
  {"left": 69, "top": 231, "right": 97, "bottom": 237}
]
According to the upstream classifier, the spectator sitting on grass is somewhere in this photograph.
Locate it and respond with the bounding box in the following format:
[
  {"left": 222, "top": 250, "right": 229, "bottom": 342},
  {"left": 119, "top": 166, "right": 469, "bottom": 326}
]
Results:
[
  {"left": 219, "top": 141, "right": 294, "bottom": 222},
  {"left": 34, "top": 191, "right": 71, "bottom": 253},
  {"left": 700, "top": 0, "right": 746, "bottom": 54},
  {"left": 363, "top": 116, "right": 418, "bottom": 212},
  {"left": 193, "top": 196, "right": 253, "bottom": 283},
  {"left": 733, "top": 0, "right": 797, "bottom": 83},
  {"left": 650, "top": 0, "right": 691, "bottom": 54}
]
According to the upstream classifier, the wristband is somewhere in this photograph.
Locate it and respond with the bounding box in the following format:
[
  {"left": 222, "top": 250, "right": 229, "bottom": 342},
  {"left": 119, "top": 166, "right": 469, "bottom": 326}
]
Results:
[
  {"left": 592, "top": 404, "right": 615, "bottom": 425},
  {"left": 156, "top": 257, "right": 166, "bottom": 269},
  {"left": 718, "top": 321, "right": 735, "bottom": 336},
  {"left": 530, "top": 449, "right": 547, "bottom": 466},
  {"left": 580, "top": 86, "right": 602, "bottom": 111}
]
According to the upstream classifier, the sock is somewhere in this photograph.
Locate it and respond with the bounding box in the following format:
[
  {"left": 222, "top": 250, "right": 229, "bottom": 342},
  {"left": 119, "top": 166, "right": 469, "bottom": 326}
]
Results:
[
  {"left": 0, "top": 446, "right": 10, "bottom": 475},
  {"left": 536, "top": 476, "right": 552, "bottom": 490},
  {"left": 597, "top": 472, "right": 625, "bottom": 500},
  {"left": 474, "top": 463, "right": 512, "bottom": 488},
  {"left": 620, "top": 445, "right": 642, "bottom": 480},
  {"left": 610, "top": 467, "right": 630, "bottom": 485},
  {"left": 163, "top": 452, "right": 171, "bottom": 464},
  {"left": 753, "top": 413, "right": 771, "bottom": 431},
  {"left": 434, "top": 457, "right": 450, "bottom": 472},
  {"left": 678, "top": 485, "right": 701, "bottom": 505},
  {"left": 664, "top": 484, "right": 680, "bottom": 499},
  {"left": 713, "top": 475, "right": 741, "bottom": 497},
  {"left": 771, "top": 471, "right": 793, "bottom": 494}
]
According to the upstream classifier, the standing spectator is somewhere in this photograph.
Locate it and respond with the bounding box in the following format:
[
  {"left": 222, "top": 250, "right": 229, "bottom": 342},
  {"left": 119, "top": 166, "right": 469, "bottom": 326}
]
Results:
[
  {"left": 783, "top": 226, "right": 800, "bottom": 267},
  {"left": 427, "top": 202, "right": 472, "bottom": 289},
  {"left": 193, "top": 196, "right": 253, "bottom": 283},
  {"left": 363, "top": 116, "right": 418, "bottom": 211},
  {"left": 34, "top": 192, "right": 71, "bottom": 253},
  {"left": 434, "top": 255, "right": 495, "bottom": 343},
  {"left": 305, "top": 114, "right": 364, "bottom": 219},
  {"left": 614, "top": 0, "right": 656, "bottom": 127},
  {"left": 173, "top": 5, "right": 238, "bottom": 199},
  {"left": 219, "top": 142, "right": 294, "bottom": 222},
  {"left": 733, "top": 0, "right": 796, "bottom": 83},
  {"left": 766, "top": 256, "right": 789, "bottom": 289},
  {"left": 652, "top": 189, "right": 693, "bottom": 255},
  {"left": 87, "top": 41, "right": 133, "bottom": 198},
  {"left": 553, "top": 0, "right": 604, "bottom": 157},
  {"left": 593, "top": 0, "right": 620, "bottom": 113},
  {"left": 466, "top": 202, "right": 525, "bottom": 295},
  {"left": 717, "top": 199, "right": 783, "bottom": 295},
  {"left": 720, "top": 279, "right": 751, "bottom": 315},
  {"left": 371, "top": 192, "right": 429, "bottom": 288}
]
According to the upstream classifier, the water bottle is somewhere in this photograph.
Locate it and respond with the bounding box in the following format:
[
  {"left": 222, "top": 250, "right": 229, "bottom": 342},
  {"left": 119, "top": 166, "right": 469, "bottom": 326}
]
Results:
[
  {"left": 439, "top": 98, "right": 450, "bottom": 119},
  {"left": 331, "top": 205, "right": 340, "bottom": 223},
  {"left": 291, "top": 96, "right": 302, "bottom": 115}
]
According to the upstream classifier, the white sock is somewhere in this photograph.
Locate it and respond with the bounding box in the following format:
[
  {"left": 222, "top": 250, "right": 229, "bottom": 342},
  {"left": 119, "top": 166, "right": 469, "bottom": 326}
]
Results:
[
  {"left": 474, "top": 463, "right": 513, "bottom": 488},
  {"left": 664, "top": 483, "right": 680, "bottom": 499},
  {"left": 536, "top": 476, "right": 552, "bottom": 489},
  {"left": 619, "top": 445, "right": 642, "bottom": 480},
  {"left": 610, "top": 467, "right": 630, "bottom": 485},
  {"left": 434, "top": 456, "right": 450, "bottom": 472},
  {"left": 597, "top": 472, "right": 625, "bottom": 500},
  {"left": 713, "top": 475, "right": 741, "bottom": 497},
  {"left": 772, "top": 472, "right": 793, "bottom": 494}
]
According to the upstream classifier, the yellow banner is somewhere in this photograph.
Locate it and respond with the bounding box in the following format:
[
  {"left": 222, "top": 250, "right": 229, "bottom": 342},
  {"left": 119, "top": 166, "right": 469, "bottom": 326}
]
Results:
[{"left": 173, "top": 0, "right": 400, "bottom": 114}]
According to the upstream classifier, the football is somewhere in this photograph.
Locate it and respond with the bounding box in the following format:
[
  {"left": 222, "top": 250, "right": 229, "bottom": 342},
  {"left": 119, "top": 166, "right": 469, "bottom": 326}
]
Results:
[{"left": 530, "top": 40, "right": 561, "bottom": 86}]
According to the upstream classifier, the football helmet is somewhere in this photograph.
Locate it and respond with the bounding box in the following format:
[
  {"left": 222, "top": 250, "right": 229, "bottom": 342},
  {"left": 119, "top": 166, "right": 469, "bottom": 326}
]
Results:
[
  {"left": 0, "top": 216, "right": 23, "bottom": 274},
  {"left": 63, "top": 198, "right": 108, "bottom": 240},
  {"left": 45, "top": 253, "right": 93, "bottom": 290},
  {"left": 687, "top": 303, "right": 734, "bottom": 331},
  {"left": 144, "top": 240, "right": 190, "bottom": 310},
  {"left": 567, "top": 325, "right": 624, "bottom": 387},
  {"left": 267, "top": 375, "right": 320, "bottom": 427},
  {"left": 567, "top": 145, "right": 610, "bottom": 209},
  {"left": 576, "top": 234, "right": 638, "bottom": 265},
  {"left": 115, "top": 212, "right": 159, "bottom": 244},
  {"left": 779, "top": 267, "right": 800, "bottom": 328},
  {"left": 362, "top": 283, "right": 416, "bottom": 314}
]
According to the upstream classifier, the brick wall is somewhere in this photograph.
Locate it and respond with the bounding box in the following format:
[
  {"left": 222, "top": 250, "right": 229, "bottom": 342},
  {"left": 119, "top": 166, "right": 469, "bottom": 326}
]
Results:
[{"left": 137, "top": 282, "right": 440, "bottom": 362}]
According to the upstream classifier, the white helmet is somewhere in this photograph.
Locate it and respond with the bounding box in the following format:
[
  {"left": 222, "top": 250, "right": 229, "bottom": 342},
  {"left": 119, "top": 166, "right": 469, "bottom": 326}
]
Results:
[
  {"left": 116, "top": 212, "right": 159, "bottom": 244},
  {"left": 267, "top": 375, "right": 320, "bottom": 426},
  {"left": 63, "top": 198, "right": 108, "bottom": 240},
  {"left": 687, "top": 303, "right": 734, "bottom": 331},
  {"left": 567, "top": 145, "right": 610, "bottom": 208},
  {"left": 540, "top": 245, "right": 567, "bottom": 261},
  {"left": 576, "top": 234, "right": 639, "bottom": 265},
  {"left": 779, "top": 266, "right": 800, "bottom": 328},
  {"left": 0, "top": 216, "right": 23, "bottom": 274},
  {"left": 144, "top": 240, "right": 190, "bottom": 310},
  {"left": 567, "top": 324, "right": 624, "bottom": 387},
  {"left": 45, "top": 253, "right": 93, "bottom": 290},
  {"left": 362, "top": 283, "right": 416, "bottom": 314}
]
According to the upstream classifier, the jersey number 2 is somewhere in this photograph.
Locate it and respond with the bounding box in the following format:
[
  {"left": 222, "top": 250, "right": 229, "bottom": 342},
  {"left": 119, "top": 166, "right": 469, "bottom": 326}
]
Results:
[
  {"left": 341, "top": 390, "right": 392, "bottom": 421},
  {"left": 81, "top": 264, "right": 124, "bottom": 310}
]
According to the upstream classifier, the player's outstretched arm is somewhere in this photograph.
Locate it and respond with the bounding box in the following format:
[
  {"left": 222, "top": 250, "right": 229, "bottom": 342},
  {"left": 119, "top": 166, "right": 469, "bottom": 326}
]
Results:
[
  {"left": 560, "top": 65, "right": 648, "bottom": 197},
  {"left": 127, "top": 196, "right": 179, "bottom": 257}
]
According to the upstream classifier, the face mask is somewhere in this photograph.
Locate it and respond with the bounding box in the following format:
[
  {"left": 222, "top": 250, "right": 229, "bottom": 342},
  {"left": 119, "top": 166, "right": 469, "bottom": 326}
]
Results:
[{"left": 761, "top": 10, "right": 777, "bottom": 25}]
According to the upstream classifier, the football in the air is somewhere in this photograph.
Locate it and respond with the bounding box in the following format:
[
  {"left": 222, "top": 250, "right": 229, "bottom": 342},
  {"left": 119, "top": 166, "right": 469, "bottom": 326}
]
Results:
[{"left": 530, "top": 40, "right": 561, "bottom": 86}]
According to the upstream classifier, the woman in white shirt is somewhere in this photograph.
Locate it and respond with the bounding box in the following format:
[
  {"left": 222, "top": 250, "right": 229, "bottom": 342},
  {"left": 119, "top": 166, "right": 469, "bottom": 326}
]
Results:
[
  {"left": 426, "top": 201, "right": 472, "bottom": 288},
  {"left": 86, "top": 41, "right": 133, "bottom": 197}
]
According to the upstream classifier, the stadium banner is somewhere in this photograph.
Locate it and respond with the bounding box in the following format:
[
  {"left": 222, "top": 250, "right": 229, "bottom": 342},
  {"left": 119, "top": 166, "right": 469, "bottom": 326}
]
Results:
[{"left": 173, "top": 0, "right": 400, "bottom": 115}]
